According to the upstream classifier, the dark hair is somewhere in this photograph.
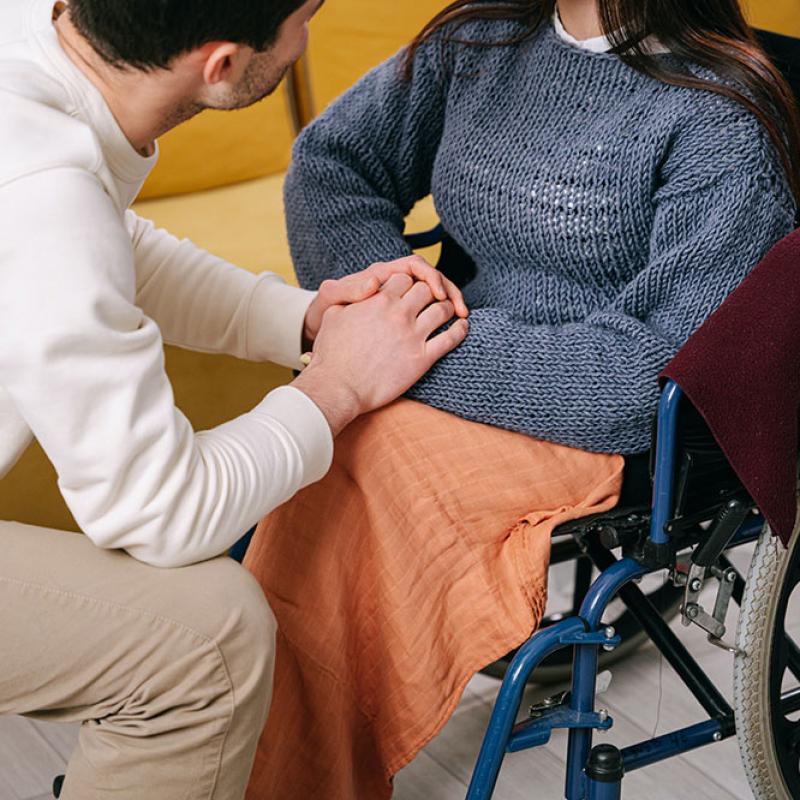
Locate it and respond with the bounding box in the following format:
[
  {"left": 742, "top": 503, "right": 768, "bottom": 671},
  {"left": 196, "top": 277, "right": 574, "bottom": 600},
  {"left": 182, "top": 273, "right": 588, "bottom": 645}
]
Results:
[
  {"left": 405, "top": 0, "right": 800, "bottom": 204},
  {"left": 67, "top": 0, "right": 308, "bottom": 70}
]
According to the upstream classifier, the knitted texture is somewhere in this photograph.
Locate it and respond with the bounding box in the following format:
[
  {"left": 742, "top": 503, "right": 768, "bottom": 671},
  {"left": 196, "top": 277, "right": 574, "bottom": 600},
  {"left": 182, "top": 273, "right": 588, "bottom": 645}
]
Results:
[{"left": 285, "top": 18, "right": 796, "bottom": 453}]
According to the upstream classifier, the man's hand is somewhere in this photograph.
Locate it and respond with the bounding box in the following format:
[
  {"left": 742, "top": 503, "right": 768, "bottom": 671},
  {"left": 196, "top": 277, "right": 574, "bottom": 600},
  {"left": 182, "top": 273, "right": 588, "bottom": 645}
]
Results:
[
  {"left": 302, "top": 255, "right": 469, "bottom": 348},
  {"left": 292, "top": 273, "right": 468, "bottom": 436}
]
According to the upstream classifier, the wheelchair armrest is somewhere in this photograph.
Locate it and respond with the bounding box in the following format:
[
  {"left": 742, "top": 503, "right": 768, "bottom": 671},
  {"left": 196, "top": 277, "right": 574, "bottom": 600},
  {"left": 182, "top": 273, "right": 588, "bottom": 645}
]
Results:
[
  {"left": 552, "top": 504, "right": 650, "bottom": 541},
  {"left": 406, "top": 223, "right": 478, "bottom": 289},
  {"left": 404, "top": 224, "right": 446, "bottom": 249}
]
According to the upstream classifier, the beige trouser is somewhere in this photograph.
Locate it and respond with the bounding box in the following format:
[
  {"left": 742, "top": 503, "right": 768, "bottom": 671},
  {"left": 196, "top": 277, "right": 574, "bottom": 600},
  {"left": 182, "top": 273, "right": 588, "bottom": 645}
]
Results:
[{"left": 0, "top": 520, "right": 276, "bottom": 799}]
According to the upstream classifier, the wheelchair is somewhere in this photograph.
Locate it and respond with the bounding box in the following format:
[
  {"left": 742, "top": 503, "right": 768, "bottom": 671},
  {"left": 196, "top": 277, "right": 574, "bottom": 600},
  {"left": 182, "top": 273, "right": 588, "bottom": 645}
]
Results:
[
  {"left": 50, "top": 26, "right": 800, "bottom": 800},
  {"left": 382, "top": 270, "right": 796, "bottom": 796},
  {"left": 457, "top": 380, "right": 800, "bottom": 800},
  {"left": 392, "top": 223, "right": 797, "bottom": 798}
]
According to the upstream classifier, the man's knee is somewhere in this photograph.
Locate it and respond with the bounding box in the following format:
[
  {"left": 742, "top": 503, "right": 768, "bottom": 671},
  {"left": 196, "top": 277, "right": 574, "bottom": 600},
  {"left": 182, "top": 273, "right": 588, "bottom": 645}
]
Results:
[
  {"left": 189, "top": 557, "right": 277, "bottom": 701},
  {"left": 143, "top": 555, "right": 276, "bottom": 710}
]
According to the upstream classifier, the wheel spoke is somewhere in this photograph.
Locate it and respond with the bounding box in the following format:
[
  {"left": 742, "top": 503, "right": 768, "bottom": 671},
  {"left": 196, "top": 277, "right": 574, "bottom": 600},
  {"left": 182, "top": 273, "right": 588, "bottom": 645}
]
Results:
[{"left": 782, "top": 686, "right": 800, "bottom": 717}]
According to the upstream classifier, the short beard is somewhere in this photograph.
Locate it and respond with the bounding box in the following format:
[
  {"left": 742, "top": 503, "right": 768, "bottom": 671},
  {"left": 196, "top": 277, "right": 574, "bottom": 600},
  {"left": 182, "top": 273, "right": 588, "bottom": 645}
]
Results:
[
  {"left": 217, "top": 54, "right": 290, "bottom": 110},
  {"left": 155, "top": 51, "right": 290, "bottom": 135}
]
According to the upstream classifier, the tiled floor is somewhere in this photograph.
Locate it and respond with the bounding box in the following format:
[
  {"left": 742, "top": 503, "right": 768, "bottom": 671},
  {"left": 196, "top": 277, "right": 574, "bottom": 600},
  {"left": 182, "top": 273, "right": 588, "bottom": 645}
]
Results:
[{"left": 0, "top": 543, "right": 780, "bottom": 799}]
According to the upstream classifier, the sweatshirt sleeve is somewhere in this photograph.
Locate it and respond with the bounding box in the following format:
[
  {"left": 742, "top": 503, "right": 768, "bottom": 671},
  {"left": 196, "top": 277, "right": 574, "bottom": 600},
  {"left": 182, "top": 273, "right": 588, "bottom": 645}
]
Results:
[
  {"left": 0, "top": 168, "right": 333, "bottom": 567},
  {"left": 284, "top": 36, "right": 451, "bottom": 289},
  {"left": 406, "top": 114, "right": 796, "bottom": 454},
  {"left": 128, "top": 211, "right": 316, "bottom": 371}
]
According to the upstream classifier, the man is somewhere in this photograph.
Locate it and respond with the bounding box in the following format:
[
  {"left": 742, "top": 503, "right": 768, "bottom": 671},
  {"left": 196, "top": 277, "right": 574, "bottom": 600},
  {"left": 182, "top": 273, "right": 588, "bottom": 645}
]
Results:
[{"left": 0, "top": 0, "right": 468, "bottom": 797}]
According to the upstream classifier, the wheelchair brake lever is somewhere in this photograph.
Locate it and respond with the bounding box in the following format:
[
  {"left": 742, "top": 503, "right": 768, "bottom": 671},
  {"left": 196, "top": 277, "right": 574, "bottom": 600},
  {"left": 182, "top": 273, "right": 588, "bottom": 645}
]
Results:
[
  {"left": 681, "top": 565, "right": 743, "bottom": 655},
  {"left": 678, "top": 499, "right": 748, "bottom": 653},
  {"left": 692, "top": 499, "right": 749, "bottom": 568}
]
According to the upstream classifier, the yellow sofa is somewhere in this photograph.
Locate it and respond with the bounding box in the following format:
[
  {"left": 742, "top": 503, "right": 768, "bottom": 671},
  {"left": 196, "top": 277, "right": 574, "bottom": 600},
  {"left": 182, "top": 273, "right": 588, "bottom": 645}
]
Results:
[
  {"left": 294, "top": 0, "right": 444, "bottom": 120},
  {"left": 748, "top": 0, "right": 800, "bottom": 37}
]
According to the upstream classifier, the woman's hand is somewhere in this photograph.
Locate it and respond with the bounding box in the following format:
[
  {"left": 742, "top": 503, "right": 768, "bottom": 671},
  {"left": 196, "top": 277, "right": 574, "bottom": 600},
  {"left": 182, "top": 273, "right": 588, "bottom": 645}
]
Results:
[{"left": 302, "top": 255, "right": 468, "bottom": 348}]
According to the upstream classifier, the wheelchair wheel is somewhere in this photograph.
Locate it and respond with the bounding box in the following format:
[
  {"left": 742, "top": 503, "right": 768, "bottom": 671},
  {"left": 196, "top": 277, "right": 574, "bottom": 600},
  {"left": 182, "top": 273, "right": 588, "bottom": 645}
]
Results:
[{"left": 734, "top": 521, "right": 800, "bottom": 800}]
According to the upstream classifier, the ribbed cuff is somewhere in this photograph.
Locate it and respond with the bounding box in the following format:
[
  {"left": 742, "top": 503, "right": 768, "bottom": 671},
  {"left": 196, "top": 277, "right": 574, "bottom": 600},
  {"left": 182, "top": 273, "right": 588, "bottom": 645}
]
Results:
[
  {"left": 246, "top": 274, "right": 317, "bottom": 370},
  {"left": 254, "top": 385, "right": 334, "bottom": 488}
]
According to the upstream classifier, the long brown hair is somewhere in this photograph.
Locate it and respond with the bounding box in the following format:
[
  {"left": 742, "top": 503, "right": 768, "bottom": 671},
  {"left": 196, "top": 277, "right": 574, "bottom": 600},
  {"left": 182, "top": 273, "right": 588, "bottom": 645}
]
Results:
[{"left": 405, "top": 0, "right": 800, "bottom": 204}]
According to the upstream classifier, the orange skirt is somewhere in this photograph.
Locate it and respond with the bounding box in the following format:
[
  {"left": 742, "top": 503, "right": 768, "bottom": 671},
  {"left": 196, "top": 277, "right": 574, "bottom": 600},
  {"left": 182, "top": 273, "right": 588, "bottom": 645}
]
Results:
[{"left": 244, "top": 399, "right": 623, "bottom": 799}]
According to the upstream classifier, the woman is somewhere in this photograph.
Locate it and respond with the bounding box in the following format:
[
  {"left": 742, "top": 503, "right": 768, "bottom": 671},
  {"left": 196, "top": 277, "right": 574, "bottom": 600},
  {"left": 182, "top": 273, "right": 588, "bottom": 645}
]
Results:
[{"left": 245, "top": 1, "right": 799, "bottom": 797}]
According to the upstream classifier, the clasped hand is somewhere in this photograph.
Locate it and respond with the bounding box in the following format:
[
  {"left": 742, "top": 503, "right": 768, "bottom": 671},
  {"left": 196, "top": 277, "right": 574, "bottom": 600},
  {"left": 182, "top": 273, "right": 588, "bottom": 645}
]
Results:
[
  {"left": 302, "top": 255, "right": 469, "bottom": 348},
  {"left": 293, "top": 256, "right": 470, "bottom": 436}
]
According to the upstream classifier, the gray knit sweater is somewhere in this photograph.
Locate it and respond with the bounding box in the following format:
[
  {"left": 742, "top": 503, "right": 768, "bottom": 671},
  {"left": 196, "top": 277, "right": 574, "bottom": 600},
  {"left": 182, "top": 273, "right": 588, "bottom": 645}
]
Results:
[{"left": 285, "top": 17, "right": 796, "bottom": 454}]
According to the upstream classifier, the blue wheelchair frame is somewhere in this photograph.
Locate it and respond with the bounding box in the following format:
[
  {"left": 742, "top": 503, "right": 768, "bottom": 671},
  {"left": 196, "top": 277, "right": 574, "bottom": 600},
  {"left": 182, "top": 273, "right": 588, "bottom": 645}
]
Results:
[{"left": 465, "top": 381, "right": 763, "bottom": 800}]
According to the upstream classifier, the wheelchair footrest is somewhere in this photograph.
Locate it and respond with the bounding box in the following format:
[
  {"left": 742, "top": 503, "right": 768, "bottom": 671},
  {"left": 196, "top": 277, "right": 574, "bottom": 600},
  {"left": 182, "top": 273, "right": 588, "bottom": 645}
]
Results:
[{"left": 508, "top": 705, "right": 614, "bottom": 752}]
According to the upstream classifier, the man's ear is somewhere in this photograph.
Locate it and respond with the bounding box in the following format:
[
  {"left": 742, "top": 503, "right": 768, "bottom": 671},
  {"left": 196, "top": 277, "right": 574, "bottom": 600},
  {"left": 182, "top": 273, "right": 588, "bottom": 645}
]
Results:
[{"left": 200, "top": 42, "right": 252, "bottom": 87}]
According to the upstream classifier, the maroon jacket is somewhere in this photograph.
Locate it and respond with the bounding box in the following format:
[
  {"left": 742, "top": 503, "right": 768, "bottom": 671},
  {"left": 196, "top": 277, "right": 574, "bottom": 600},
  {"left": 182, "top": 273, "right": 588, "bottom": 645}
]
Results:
[{"left": 661, "top": 229, "right": 800, "bottom": 546}]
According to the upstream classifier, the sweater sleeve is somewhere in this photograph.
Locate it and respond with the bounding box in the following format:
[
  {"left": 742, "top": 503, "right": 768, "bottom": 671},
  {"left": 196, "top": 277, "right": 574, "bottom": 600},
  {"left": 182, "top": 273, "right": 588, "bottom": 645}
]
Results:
[
  {"left": 0, "top": 169, "right": 333, "bottom": 567},
  {"left": 284, "top": 37, "right": 450, "bottom": 288},
  {"left": 406, "top": 117, "right": 796, "bottom": 454},
  {"left": 128, "top": 211, "right": 316, "bottom": 370}
]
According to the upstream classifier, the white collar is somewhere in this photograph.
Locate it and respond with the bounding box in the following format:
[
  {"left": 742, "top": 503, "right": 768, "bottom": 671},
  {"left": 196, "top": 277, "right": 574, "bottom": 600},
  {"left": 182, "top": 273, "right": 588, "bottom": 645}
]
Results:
[
  {"left": 553, "top": 9, "right": 612, "bottom": 53},
  {"left": 553, "top": 9, "right": 669, "bottom": 55}
]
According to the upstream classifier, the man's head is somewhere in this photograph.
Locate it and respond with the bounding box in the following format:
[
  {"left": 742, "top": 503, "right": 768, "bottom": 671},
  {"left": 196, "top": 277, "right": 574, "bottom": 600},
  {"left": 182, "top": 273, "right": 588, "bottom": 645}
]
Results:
[{"left": 65, "top": 0, "right": 323, "bottom": 111}]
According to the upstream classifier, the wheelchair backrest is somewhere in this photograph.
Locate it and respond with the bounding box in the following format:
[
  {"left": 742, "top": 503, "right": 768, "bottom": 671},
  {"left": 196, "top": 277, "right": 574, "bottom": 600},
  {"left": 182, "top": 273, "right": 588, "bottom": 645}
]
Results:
[
  {"left": 667, "top": 399, "right": 750, "bottom": 525},
  {"left": 756, "top": 29, "right": 800, "bottom": 115}
]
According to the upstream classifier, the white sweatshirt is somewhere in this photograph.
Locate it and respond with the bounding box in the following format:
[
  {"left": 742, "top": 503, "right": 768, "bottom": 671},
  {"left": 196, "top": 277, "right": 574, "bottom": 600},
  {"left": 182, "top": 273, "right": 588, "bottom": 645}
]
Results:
[{"left": 0, "top": 0, "right": 334, "bottom": 567}]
